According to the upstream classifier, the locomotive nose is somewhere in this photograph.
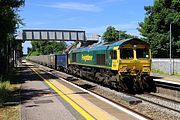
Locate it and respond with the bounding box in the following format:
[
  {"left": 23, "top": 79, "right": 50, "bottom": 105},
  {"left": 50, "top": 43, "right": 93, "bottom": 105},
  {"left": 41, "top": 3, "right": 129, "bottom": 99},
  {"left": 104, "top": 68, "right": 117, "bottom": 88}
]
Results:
[
  {"left": 133, "top": 59, "right": 151, "bottom": 74},
  {"left": 119, "top": 59, "right": 151, "bottom": 75}
]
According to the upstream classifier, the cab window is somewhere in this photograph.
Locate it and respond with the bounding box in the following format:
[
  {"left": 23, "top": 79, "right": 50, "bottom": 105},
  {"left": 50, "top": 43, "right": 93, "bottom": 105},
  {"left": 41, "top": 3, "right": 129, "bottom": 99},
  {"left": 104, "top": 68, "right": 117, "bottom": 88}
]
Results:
[
  {"left": 120, "top": 48, "right": 133, "bottom": 59},
  {"left": 110, "top": 50, "right": 117, "bottom": 59},
  {"left": 136, "top": 48, "right": 149, "bottom": 58},
  {"left": 72, "top": 53, "right": 76, "bottom": 62}
]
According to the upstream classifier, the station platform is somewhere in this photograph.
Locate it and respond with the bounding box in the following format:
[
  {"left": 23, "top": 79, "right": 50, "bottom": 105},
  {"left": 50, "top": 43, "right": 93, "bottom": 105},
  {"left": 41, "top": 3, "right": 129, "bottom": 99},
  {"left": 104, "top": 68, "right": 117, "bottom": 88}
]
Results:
[
  {"left": 20, "top": 63, "right": 83, "bottom": 120},
  {"left": 20, "top": 61, "right": 146, "bottom": 120},
  {"left": 151, "top": 73, "right": 180, "bottom": 85}
]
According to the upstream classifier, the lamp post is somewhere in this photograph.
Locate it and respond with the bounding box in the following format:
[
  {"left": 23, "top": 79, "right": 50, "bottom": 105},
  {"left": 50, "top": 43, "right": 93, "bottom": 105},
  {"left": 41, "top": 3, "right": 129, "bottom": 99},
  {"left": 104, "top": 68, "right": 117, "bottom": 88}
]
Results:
[{"left": 169, "top": 23, "right": 172, "bottom": 75}]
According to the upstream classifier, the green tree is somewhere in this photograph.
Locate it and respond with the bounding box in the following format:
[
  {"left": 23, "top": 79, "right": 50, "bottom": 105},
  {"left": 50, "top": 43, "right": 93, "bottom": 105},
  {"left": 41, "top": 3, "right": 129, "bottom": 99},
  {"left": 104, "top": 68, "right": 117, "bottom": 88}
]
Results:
[
  {"left": 29, "top": 41, "right": 66, "bottom": 56},
  {"left": 0, "top": 0, "right": 24, "bottom": 77},
  {"left": 118, "top": 30, "right": 136, "bottom": 40},
  {"left": 138, "top": 0, "right": 180, "bottom": 58},
  {"left": 52, "top": 41, "right": 66, "bottom": 54},
  {"left": 103, "top": 26, "right": 119, "bottom": 42},
  {"left": 103, "top": 26, "right": 135, "bottom": 42}
]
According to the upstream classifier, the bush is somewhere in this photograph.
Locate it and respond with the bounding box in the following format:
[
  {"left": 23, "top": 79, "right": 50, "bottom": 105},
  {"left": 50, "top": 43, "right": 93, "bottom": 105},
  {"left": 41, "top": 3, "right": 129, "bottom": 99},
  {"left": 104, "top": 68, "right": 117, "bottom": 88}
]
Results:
[
  {"left": 30, "top": 51, "right": 40, "bottom": 56},
  {"left": 0, "top": 81, "right": 11, "bottom": 103}
]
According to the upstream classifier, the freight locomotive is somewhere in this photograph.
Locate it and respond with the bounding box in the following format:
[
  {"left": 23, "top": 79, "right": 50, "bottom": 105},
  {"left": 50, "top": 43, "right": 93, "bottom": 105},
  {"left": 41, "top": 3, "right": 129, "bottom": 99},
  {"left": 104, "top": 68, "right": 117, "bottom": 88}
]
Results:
[{"left": 28, "top": 38, "right": 156, "bottom": 93}]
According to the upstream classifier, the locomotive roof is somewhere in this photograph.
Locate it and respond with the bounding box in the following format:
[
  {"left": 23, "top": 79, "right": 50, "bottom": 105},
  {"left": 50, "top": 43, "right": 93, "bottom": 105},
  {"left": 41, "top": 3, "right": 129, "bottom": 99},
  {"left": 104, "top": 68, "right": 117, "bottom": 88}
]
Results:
[
  {"left": 72, "top": 38, "right": 149, "bottom": 52},
  {"left": 107, "top": 38, "right": 149, "bottom": 47}
]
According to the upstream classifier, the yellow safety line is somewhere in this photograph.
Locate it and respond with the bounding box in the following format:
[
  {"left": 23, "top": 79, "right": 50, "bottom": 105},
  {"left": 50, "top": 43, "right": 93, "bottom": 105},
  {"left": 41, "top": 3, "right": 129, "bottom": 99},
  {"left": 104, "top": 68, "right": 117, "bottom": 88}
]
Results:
[
  {"left": 30, "top": 67, "right": 95, "bottom": 120},
  {"left": 49, "top": 79, "right": 117, "bottom": 120}
]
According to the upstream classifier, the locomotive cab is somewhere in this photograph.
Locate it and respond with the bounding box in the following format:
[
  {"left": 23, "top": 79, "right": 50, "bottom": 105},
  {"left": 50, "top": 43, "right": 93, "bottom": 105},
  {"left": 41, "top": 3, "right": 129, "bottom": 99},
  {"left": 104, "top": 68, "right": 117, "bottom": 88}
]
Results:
[
  {"left": 111, "top": 38, "right": 151, "bottom": 76},
  {"left": 110, "top": 38, "right": 155, "bottom": 93},
  {"left": 119, "top": 44, "right": 151, "bottom": 76}
]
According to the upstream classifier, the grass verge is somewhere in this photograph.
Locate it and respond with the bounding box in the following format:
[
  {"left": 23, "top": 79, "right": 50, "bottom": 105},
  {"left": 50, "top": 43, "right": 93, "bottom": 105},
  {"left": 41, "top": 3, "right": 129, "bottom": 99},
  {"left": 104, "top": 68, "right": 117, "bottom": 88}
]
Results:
[
  {"left": 151, "top": 69, "right": 167, "bottom": 74},
  {"left": 152, "top": 69, "right": 180, "bottom": 77},
  {"left": 0, "top": 68, "right": 21, "bottom": 120}
]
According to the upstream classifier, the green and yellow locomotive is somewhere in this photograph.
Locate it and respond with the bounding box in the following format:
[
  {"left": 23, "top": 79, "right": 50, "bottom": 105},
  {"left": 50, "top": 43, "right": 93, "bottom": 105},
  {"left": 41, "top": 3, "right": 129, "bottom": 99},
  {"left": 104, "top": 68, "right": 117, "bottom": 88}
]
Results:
[
  {"left": 28, "top": 38, "right": 156, "bottom": 93},
  {"left": 69, "top": 38, "right": 156, "bottom": 93}
]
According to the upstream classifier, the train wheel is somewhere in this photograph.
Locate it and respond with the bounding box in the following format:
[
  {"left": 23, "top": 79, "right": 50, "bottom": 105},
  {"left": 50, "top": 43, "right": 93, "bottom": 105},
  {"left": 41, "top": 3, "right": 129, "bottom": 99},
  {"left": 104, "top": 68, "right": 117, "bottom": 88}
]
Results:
[
  {"left": 141, "top": 76, "right": 148, "bottom": 92},
  {"left": 64, "top": 68, "right": 68, "bottom": 73},
  {"left": 109, "top": 76, "right": 118, "bottom": 89},
  {"left": 79, "top": 71, "right": 83, "bottom": 77},
  {"left": 133, "top": 78, "right": 144, "bottom": 94},
  {"left": 117, "top": 76, "right": 134, "bottom": 93},
  {"left": 110, "top": 81, "right": 117, "bottom": 89},
  {"left": 103, "top": 76, "right": 110, "bottom": 86},
  {"left": 124, "top": 76, "right": 136, "bottom": 94},
  {"left": 116, "top": 76, "right": 125, "bottom": 92},
  {"left": 116, "top": 81, "right": 124, "bottom": 92},
  {"left": 142, "top": 76, "right": 156, "bottom": 92},
  {"left": 95, "top": 73, "right": 104, "bottom": 84}
]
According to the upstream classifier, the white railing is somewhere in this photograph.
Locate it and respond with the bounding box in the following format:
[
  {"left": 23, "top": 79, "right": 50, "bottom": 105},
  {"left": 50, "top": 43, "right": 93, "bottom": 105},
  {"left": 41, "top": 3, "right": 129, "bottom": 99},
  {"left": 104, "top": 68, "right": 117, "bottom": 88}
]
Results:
[{"left": 152, "top": 58, "right": 180, "bottom": 75}]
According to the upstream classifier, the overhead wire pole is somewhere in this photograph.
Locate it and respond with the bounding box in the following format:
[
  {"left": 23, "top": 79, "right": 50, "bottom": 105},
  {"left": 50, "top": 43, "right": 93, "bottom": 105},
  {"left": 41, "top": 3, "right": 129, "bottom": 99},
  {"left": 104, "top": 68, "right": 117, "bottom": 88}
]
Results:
[{"left": 169, "top": 23, "right": 172, "bottom": 75}]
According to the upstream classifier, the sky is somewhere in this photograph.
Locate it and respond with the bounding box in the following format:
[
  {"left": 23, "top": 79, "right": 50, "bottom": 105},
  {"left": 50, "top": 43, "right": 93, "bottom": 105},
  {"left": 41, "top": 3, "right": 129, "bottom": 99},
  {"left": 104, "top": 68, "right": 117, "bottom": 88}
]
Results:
[{"left": 19, "top": 0, "right": 154, "bottom": 54}]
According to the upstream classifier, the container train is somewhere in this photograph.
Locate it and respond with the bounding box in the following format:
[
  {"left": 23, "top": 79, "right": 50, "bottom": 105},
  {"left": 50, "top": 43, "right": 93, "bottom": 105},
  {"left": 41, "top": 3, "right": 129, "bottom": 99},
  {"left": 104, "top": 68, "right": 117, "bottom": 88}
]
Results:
[{"left": 28, "top": 38, "right": 156, "bottom": 94}]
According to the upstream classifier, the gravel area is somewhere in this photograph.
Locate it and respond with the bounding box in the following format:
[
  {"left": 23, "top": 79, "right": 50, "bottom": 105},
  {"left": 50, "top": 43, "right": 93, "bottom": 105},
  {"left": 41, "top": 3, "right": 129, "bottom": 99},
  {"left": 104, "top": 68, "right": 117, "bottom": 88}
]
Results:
[
  {"left": 156, "top": 87, "right": 180, "bottom": 98},
  {"left": 152, "top": 92, "right": 180, "bottom": 103},
  {"left": 136, "top": 94, "right": 180, "bottom": 119}
]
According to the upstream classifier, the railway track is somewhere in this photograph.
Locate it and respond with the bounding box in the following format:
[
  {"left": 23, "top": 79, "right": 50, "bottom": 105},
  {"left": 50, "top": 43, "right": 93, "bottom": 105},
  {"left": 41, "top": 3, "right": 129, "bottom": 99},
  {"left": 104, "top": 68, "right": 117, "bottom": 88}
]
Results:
[
  {"left": 146, "top": 93, "right": 180, "bottom": 105},
  {"left": 135, "top": 93, "right": 180, "bottom": 114},
  {"left": 29, "top": 61, "right": 180, "bottom": 120}
]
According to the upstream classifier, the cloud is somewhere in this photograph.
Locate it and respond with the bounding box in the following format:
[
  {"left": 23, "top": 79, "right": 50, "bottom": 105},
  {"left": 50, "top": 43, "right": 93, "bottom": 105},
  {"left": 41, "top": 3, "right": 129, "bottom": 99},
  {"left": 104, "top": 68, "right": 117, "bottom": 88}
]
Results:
[
  {"left": 116, "top": 21, "right": 139, "bottom": 30},
  {"left": 42, "top": 2, "right": 101, "bottom": 12},
  {"left": 98, "top": 0, "right": 124, "bottom": 5},
  {"left": 80, "top": 21, "right": 140, "bottom": 36},
  {"left": 33, "top": 1, "right": 124, "bottom": 12}
]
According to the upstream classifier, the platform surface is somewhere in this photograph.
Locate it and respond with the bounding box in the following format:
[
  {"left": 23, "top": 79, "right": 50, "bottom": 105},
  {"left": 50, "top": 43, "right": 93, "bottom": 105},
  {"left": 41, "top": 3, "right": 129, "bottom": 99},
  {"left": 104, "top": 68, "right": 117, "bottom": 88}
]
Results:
[
  {"left": 20, "top": 61, "right": 147, "bottom": 120},
  {"left": 20, "top": 65, "right": 84, "bottom": 120},
  {"left": 151, "top": 73, "right": 180, "bottom": 85}
]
